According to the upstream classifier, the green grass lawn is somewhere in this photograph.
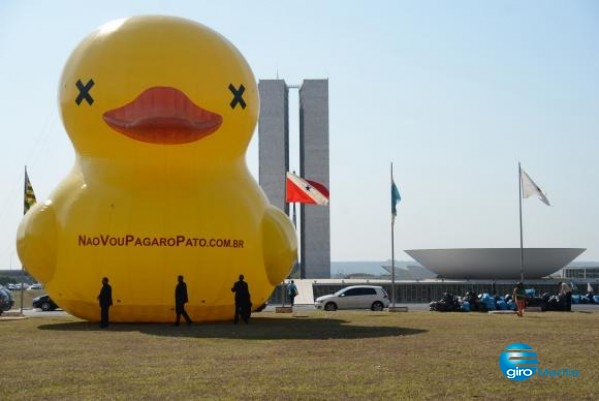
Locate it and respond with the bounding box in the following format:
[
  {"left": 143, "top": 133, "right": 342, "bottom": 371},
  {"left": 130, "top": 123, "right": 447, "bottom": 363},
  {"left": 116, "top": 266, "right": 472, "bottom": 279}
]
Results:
[{"left": 1, "top": 309, "right": 597, "bottom": 400}]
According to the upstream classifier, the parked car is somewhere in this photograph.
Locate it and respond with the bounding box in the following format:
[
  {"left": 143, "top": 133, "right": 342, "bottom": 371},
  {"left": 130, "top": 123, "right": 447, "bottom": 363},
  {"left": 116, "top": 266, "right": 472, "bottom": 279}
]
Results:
[
  {"left": 315, "top": 285, "right": 390, "bottom": 311},
  {"left": 27, "top": 283, "right": 43, "bottom": 291},
  {"left": 0, "top": 286, "right": 14, "bottom": 313},
  {"left": 7, "top": 283, "right": 27, "bottom": 291},
  {"left": 32, "top": 294, "right": 59, "bottom": 311}
]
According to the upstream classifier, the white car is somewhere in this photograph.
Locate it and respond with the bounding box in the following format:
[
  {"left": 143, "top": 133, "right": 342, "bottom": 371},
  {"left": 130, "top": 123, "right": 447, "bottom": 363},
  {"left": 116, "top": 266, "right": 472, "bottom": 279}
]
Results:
[
  {"left": 27, "top": 283, "right": 43, "bottom": 290},
  {"left": 315, "top": 285, "right": 390, "bottom": 311},
  {"left": 7, "top": 283, "right": 26, "bottom": 290}
]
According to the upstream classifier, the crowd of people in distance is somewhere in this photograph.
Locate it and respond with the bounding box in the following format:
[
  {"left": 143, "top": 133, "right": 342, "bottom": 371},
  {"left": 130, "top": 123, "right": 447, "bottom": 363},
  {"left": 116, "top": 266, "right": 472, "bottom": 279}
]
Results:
[{"left": 429, "top": 281, "right": 597, "bottom": 314}]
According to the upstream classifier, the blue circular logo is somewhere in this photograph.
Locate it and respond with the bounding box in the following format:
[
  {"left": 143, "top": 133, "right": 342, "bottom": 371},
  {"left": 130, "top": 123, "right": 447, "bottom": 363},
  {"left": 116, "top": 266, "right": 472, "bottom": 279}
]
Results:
[{"left": 498, "top": 343, "right": 538, "bottom": 381}]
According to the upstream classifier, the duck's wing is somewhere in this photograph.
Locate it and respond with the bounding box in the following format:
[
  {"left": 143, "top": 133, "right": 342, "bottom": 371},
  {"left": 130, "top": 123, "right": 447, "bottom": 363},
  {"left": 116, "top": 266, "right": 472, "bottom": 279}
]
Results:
[
  {"left": 261, "top": 206, "right": 298, "bottom": 286},
  {"left": 16, "top": 201, "right": 58, "bottom": 283}
]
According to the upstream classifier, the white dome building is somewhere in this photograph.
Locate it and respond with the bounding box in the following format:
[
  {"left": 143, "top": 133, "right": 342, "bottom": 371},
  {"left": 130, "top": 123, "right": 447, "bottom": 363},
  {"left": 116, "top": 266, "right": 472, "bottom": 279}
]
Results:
[{"left": 404, "top": 248, "right": 585, "bottom": 280}]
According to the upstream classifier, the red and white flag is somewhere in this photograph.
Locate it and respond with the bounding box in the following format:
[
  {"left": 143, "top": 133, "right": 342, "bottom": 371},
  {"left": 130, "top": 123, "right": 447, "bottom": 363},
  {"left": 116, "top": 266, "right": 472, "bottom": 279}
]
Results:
[{"left": 285, "top": 171, "right": 329, "bottom": 206}]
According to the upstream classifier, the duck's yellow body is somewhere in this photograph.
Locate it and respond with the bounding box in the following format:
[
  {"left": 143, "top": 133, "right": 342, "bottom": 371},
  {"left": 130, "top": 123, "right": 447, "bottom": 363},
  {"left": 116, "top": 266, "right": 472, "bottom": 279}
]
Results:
[{"left": 17, "top": 16, "right": 297, "bottom": 322}]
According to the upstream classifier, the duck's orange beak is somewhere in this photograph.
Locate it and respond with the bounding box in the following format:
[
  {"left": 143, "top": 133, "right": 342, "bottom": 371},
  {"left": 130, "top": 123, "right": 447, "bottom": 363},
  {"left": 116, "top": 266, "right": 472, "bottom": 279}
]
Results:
[{"left": 103, "top": 87, "right": 222, "bottom": 144}]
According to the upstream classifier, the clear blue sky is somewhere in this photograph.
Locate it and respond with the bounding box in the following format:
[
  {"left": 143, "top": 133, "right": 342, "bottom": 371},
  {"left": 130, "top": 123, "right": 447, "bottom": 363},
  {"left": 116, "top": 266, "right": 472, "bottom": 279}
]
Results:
[{"left": 1, "top": 1, "right": 598, "bottom": 270}]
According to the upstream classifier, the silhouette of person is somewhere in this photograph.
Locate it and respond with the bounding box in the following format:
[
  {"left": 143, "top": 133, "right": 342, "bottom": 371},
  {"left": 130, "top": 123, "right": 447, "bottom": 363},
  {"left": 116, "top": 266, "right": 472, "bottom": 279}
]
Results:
[
  {"left": 559, "top": 281, "right": 573, "bottom": 311},
  {"left": 231, "top": 274, "right": 251, "bottom": 324},
  {"left": 287, "top": 280, "right": 298, "bottom": 306},
  {"left": 174, "top": 275, "right": 192, "bottom": 326},
  {"left": 97, "top": 277, "right": 112, "bottom": 328},
  {"left": 512, "top": 281, "right": 526, "bottom": 317}
]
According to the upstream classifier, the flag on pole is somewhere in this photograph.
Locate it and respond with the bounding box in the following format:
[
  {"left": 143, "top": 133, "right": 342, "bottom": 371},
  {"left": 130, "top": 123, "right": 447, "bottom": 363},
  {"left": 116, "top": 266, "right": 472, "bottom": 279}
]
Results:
[
  {"left": 285, "top": 171, "right": 329, "bottom": 206},
  {"left": 520, "top": 168, "right": 550, "bottom": 206},
  {"left": 24, "top": 168, "right": 37, "bottom": 214},
  {"left": 391, "top": 179, "right": 401, "bottom": 223}
]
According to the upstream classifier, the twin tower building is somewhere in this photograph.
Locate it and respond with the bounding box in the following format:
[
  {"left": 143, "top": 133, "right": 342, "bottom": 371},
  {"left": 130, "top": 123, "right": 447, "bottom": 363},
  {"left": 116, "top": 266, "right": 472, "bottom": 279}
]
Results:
[{"left": 258, "top": 79, "right": 330, "bottom": 279}]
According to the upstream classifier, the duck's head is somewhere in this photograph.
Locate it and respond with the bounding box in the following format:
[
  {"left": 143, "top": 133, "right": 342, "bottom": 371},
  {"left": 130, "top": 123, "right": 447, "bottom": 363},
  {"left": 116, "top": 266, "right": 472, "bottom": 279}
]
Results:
[{"left": 59, "top": 16, "right": 258, "bottom": 166}]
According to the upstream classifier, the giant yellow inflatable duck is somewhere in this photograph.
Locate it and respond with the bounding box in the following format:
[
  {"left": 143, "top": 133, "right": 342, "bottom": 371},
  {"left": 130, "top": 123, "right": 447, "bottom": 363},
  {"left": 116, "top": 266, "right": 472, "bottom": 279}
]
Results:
[{"left": 17, "top": 15, "right": 297, "bottom": 323}]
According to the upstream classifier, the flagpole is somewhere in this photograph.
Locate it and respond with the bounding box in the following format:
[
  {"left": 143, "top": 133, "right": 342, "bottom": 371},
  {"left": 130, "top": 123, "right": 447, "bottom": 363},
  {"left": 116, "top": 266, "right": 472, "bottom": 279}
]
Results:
[
  {"left": 292, "top": 201, "right": 297, "bottom": 231},
  {"left": 390, "top": 163, "right": 396, "bottom": 308},
  {"left": 291, "top": 170, "right": 300, "bottom": 280},
  {"left": 281, "top": 200, "right": 297, "bottom": 308},
  {"left": 518, "top": 162, "right": 524, "bottom": 283},
  {"left": 292, "top": 200, "right": 300, "bottom": 281},
  {"left": 21, "top": 166, "right": 27, "bottom": 314}
]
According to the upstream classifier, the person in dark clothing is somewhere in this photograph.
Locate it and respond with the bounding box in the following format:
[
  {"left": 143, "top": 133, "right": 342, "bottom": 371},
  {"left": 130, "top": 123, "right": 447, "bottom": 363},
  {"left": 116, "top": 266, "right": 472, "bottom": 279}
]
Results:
[
  {"left": 559, "top": 281, "right": 573, "bottom": 311},
  {"left": 287, "top": 280, "right": 298, "bottom": 306},
  {"left": 97, "top": 277, "right": 112, "bottom": 328},
  {"left": 231, "top": 274, "right": 251, "bottom": 324},
  {"left": 174, "top": 275, "right": 192, "bottom": 326}
]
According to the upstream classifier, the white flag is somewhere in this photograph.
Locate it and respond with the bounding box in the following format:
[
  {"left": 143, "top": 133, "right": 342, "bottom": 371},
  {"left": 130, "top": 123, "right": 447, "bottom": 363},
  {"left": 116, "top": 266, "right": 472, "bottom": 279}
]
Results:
[{"left": 520, "top": 168, "right": 550, "bottom": 206}]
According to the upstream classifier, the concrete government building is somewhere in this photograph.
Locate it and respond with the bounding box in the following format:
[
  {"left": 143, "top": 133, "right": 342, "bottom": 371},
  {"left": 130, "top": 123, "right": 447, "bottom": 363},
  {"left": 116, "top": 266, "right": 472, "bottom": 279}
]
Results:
[{"left": 258, "top": 79, "right": 330, "bottom": 279}]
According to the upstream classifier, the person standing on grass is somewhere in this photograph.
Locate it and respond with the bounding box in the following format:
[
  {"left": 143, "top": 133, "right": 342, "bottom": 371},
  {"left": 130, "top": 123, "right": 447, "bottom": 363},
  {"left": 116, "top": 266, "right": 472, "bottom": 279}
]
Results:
[
  {"left": 287, "top": 280, "right": 298, "bottom": 307},
  {"left": 97, "top": 277, "right": 112, "bottom": 328},
  {"left": 559, "top": 281, "right": 573, "bottom": 311},
  {"left": 174, "top": 275, "right": 192, "bottom": 326},
  {"left": 512, "top": 281, "right": 526, "bottom": 317},
  {"left": 231, "top": 274, "right": 251, "bottom": 324}
]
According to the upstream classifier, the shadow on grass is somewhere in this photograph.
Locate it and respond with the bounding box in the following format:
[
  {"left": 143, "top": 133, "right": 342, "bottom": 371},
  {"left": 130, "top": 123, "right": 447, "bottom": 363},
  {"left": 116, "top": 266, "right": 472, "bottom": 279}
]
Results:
[{"left": 38, "top": 316, "right": 426, "bottom": 340}]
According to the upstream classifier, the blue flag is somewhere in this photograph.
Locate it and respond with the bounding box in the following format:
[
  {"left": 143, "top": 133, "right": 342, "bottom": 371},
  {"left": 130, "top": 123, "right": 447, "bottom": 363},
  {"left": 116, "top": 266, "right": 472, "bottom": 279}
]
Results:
[{"left": 391, "top": 180, "right": 401, "bottom": 218}]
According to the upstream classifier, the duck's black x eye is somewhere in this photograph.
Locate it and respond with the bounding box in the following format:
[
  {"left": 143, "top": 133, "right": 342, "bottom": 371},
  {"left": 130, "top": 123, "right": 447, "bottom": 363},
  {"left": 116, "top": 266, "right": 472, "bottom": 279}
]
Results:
[
  {"left": 75, "top": 79, "right": 95, "bottom": 106},
  {"left": 228, "top": 83, "right": 246, "bottom": 109}
]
